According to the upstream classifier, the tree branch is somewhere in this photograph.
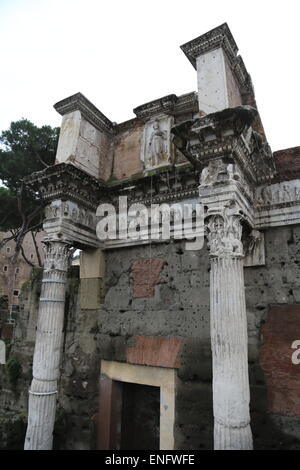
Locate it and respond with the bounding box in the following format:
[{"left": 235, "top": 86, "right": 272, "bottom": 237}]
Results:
[
  {"left": 33, "top": 148, "right": 49, "bottom": 169},
  {"left": 20, "top": 244, "right": 35, "bottom": 267}
]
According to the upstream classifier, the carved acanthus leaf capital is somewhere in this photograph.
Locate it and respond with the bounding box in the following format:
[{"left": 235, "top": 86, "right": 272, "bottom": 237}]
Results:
[
  {"left": 206, "top": 205, "right": 244, "bottom": 258},
  {"left": 43, "top": 240, "right": 73, "bottom": 272}
]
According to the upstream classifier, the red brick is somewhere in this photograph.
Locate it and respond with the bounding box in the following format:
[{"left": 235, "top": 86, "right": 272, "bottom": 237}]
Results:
[
  {"left": 1, "top": 323, "right": 14, "bottom": 340},
  {"left": 131, "top": 258, "right": 166, "bottom": 298},
  {"left": 273, "top": 147, "right": 300, "bottom": 183},
  {"left": 260, "top": 305, "right": 300, "bottom": 418},
  {"left": 126, "top": 336, "right": 182, "bottom": 368}
]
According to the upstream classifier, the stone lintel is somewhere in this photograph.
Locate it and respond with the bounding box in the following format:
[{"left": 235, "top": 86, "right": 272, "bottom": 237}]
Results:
[{"left": 54, "top": 92, "right": 115, "bottom": 135}]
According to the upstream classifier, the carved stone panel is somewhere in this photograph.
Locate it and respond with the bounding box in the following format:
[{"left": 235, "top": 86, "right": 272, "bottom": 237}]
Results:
[
  {"left": 44, "top": 200, "right": 100, "bottom": 248},
  {"left": 255, "top": 179, "right": 300, "bottom": 228},
  {"left": 200, "top": 159, "right": 242, "bottom": 188},
  {"left": 244, "top": 230, "right": 265, "bottom": 267},
  {"left": 141, "top": 116, "right": 173, "bottom": 170},
  {"left": 256, "top": 180, "right": 300, "bottom": 207}
]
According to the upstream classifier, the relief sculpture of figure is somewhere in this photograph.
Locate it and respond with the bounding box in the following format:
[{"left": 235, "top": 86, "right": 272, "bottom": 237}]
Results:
[
  {"left": 200, "top": 159, "right": 229, "bottom": 187},
  {"left": 148, "top": 120, "right": 167, "bottom": 167},
  {"left": 247, "top": 229, "right": 264, "bottom": 263}
]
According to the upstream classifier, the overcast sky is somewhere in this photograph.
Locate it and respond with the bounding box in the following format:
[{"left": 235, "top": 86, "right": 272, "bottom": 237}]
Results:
[{"left": 0, "top": 0, "right": 299, "bottom": 151}]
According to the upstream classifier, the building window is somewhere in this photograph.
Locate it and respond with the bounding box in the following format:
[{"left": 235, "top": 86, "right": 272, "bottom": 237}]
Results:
[
  {"left": 6, "top": 247, "right": 11, "bottom": 253},
  {"left": 30, "top": 254, "right": 34, "bottom": 260},
  {"left": 13, "top": 290, "right": 19, "bottom": 297},
  {"left": 3, "top": 265, "right": 8, "bottom": 272},
  {"left": 15, "top": 267, "right": 20, "bottom": 274}
]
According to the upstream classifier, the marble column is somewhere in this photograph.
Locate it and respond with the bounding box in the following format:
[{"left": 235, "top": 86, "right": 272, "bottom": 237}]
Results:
[
  {"left": 207, "top": 206, "right": 253, "bottom": 450},
  {"left": 24, "top": 240, "right": 72, "bottom": 450}
]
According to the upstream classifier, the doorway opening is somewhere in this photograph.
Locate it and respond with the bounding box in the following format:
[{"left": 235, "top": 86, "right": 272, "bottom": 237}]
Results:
[
  {"left": 121, "top": 382, "right": 160, "bottom": 450},
  {"left": 98, "top": 360, "right": 176, "bottom": 450}
]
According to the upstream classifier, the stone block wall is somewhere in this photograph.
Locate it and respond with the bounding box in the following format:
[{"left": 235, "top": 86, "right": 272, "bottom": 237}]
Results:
[
  {"left": 94, "top": 224, "right": 300, "bottom": 450},
  {"left": 1, "top": 225, "right": 300, "bottom": 450}
]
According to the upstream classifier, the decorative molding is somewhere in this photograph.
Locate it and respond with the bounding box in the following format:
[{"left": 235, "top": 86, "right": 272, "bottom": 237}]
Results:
[
  {"left": 109, "top": 166, "right": 200, "bottom": 207},
  {"left": 54, "top": 92, "right": 115, "bottom": 135},
  {"left": 133, "top": 92, "right": 198, "bottom": 120},
  {"left": 171, "top": 106, "right": 275, "bottom": 185},
  {"left": 24, "top": 162, "right": 106, "bottom": 211}
]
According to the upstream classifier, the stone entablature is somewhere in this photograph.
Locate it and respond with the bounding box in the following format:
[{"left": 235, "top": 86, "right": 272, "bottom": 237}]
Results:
[{"left": 171, "top": 106, "right": 275, "bottom": 186}]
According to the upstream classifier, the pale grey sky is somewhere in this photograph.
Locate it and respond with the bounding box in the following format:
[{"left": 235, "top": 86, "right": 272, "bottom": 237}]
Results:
[{"left": 0, "top": 0, "right": 299, "bottom": 151}]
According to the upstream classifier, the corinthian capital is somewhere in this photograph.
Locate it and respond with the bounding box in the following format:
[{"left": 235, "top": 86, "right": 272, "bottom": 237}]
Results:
[
  {"left": 43, "top": 240, "right": 73, "bottom": 272},
  {"left": 206, "top": 205, "right": 244, "bottom": 258}
]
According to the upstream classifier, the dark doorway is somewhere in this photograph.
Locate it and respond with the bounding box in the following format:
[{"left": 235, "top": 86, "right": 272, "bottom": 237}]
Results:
[{"left": 120, "top": 382, "right": 160, "bottom": 450}]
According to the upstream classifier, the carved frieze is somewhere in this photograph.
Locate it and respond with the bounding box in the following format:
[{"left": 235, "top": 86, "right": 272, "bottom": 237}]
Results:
[
  {"left": 256, "top": 180, "right": 300, "bottom": 207},
  {"left": 44, "top": 201, "right": 97, "bottom": 229},
  {"left": 44, "top": 200, "right": 100, "bottom": 249},
  {"left": 254, "top": 179, "right": 300, "bottom": 228}
]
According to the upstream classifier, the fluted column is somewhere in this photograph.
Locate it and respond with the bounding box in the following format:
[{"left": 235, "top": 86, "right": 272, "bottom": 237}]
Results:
[
  {"left": 24, "top": 240, "right": 72, "bottom": 450},
  {"left": 207, "top": 206, "right": 253, "bottom": 450}
]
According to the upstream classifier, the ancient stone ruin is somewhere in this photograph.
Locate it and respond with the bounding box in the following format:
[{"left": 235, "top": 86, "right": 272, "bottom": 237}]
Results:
[{"left": 1, "top": 23, "right": 300, "bottom": 451}]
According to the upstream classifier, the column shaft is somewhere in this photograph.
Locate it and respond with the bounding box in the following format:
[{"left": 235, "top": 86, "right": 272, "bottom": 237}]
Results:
[
  {"left": 24, "top": 241, "right": 71, "bottom": 450},
  {"left": 210, "top": 256, "right": 252, "bottom": 449},
  {"left": 207, "top": 208, "right": 253, "bottom": 450}
]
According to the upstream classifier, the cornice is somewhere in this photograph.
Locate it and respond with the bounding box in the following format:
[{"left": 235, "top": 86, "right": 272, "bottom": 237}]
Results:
[
  {"left": 171, "top": 106, "right": 276, "bottom": 185},
  {"left": 24, "top": 160, "right": 201, "bottom": 210},
  {"left": 24, "top": 162, "right": 106, "bottom": 210},
  {"left": 54, "top": 92, "right": 115, "bottom": 135},
  {"left": 133, "top": 92, "right": 198, "bottom": 120}
]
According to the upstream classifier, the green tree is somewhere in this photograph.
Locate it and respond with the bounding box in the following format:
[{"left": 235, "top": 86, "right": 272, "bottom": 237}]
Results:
[{"left": 0, "top": 118, "right": 59, "bottom": 264}]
